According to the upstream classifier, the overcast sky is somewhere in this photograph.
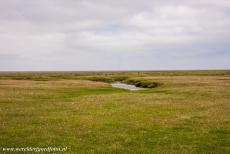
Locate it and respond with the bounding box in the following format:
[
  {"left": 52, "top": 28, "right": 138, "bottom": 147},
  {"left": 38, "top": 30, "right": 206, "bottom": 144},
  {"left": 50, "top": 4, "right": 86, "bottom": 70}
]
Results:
[{"left": 0, "top": 0, "right": 230, "bottom": 71}]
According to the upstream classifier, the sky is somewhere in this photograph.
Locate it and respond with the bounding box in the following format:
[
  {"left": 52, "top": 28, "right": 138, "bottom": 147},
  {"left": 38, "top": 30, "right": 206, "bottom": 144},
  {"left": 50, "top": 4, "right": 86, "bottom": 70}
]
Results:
[{"left": 0, "top": 0, "right": 230, "bottom": 71}]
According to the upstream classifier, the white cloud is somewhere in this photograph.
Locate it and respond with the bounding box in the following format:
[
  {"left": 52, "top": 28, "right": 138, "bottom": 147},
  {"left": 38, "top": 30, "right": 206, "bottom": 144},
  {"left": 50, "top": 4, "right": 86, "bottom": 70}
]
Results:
[{"left": 0, "top": 0, "right": 229, "bottom": 70}]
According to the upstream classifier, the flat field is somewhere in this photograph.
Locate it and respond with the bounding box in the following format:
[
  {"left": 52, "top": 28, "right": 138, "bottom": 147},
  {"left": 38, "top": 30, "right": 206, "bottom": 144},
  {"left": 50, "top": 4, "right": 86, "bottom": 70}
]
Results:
[{"left": 0, "top": 70, "right": 230, "bottom": 153}]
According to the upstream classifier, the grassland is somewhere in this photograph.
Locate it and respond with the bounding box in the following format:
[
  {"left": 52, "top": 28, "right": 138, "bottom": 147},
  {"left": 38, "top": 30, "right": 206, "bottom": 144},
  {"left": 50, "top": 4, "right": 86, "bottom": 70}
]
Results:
[{"left": 0, "top": 70, "right": 230, "bottom": 154}]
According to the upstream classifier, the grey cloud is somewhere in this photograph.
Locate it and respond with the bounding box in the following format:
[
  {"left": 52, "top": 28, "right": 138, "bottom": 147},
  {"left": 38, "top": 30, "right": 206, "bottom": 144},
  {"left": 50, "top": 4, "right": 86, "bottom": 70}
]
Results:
[{"left": 0, "top": 0, "right": 230, "bottom": 70}]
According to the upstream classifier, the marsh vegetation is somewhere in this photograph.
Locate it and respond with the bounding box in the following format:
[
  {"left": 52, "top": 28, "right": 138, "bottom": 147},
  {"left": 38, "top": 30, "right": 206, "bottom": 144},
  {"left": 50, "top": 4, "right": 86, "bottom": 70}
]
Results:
[{"left": 0, "top": 70, "right": 230, "bottom": 153}]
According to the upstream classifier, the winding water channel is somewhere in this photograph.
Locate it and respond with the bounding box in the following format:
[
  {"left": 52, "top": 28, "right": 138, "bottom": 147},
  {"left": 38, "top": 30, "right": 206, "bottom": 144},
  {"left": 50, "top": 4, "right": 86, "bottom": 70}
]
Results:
[{"left": 111, "top": 82, "right": 145, "bottom": 90}]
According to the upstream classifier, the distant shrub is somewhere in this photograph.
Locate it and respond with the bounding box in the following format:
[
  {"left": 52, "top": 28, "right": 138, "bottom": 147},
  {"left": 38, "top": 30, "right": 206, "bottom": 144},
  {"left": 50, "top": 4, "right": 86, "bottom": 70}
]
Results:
[
  {"left": 84, "top": 76, "right": 128, "bottom": 83},
  {"left": 124, "top": 79, "right": 160, "bottom": 88},
  {"left": 113, "top": 76, "right": 128, "bottom": 81},
  {"left": 85, "top": 76, "right": 114, "bottom": 83}
]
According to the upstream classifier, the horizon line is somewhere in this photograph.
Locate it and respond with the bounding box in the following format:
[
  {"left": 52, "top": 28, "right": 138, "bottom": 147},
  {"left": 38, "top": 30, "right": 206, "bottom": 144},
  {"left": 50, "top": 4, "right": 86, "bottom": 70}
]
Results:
[{"left": 0, "top": 68, "right": 229, "bottom": 72}]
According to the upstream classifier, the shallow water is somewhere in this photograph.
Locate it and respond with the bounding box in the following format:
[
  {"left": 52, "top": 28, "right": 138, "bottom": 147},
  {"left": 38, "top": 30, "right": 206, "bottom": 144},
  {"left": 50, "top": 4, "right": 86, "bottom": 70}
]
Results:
[{"left": 111, "top": 82, "right": 145, "bottom": 90}]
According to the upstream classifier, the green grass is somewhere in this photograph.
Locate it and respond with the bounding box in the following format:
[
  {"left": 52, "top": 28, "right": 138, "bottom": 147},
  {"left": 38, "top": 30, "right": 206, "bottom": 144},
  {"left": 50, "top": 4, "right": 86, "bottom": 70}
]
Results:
[{"left": 0, "top": 70, "right": 230, "bottom": 153}]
